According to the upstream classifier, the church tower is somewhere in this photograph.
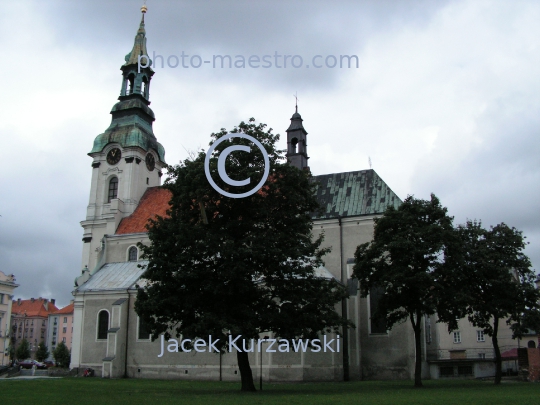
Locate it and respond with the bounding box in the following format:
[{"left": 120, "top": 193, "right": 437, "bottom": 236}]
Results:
[
  {"left": 285, "top": 106, "right": 309, "bottom": 170},
  {"left": 80, "top": 6, "right": 166, "bottom": 272}
]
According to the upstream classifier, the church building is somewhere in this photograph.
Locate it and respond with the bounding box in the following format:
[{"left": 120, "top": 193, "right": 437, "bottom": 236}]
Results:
[{"left": 70, "top": 7, "right": 423, "bottom": 381}]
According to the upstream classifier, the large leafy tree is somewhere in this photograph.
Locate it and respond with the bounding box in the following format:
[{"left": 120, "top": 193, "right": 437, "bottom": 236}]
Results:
[
  {"left": 15, "top": 338, "right": 30, "bottom": 360},
  {"left": 35, "top": 341, "right": 49, "bottom": 362},
  {"left": 136, "top": 119, "right": 349, "bottom": 391},
  {"left": 353, "top": 194, "right": 458, "bottom": 387},
  {"left": 453, "top": 221, "right": 540, "bottom": 385}
]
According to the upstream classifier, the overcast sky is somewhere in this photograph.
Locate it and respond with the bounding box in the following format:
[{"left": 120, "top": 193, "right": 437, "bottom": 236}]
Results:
[{"left": 1, "top": 0, "right": 539, "bottom": 307}]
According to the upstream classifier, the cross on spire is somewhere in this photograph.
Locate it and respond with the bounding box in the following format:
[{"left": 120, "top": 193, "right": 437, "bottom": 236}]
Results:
[{"left": 294, "top": 92, "right": 299, "bottom": 113}]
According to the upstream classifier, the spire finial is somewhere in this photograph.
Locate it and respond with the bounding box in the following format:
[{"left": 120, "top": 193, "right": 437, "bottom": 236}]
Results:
[
  {"left": 141, "top": 2, "right": 147, "bottom": 23},
  {"left": 294, "top": 92, "right": 299, "bottom": 113}
]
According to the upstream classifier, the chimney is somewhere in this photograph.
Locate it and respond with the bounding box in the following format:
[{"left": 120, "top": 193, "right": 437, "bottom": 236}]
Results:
[
  {"left": 17, "top": 298, "right": 21, "bottom": 305},
  {"left": 51, "top": 299, "right": 56, "bottom": 306},
  {"left": 31, "top": 297, "right": 35, "bottom": 302}
]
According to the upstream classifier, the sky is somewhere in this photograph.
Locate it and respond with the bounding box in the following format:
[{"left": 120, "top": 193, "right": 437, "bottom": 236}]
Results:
[{"left": 0, "top": 0, "right": 539, "bottom": 307}]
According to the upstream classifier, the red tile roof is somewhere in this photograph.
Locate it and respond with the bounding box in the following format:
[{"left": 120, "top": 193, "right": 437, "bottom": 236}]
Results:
[
  {"left": 116, "top": 187, "right": 172, "bottom": 234},
  {"left": 53, "top": 302, "right": 74, "bottom": 315},
  {"left": 501, "top": 348, "right": 518, "bottom": 359},
  {"left": 11, "top": 298, "right": 59, "bottom": 318}
]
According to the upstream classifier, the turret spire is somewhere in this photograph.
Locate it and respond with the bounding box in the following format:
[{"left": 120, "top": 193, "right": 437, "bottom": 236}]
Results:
[{"left": 285, "top": 104, "right": 309, "bottom": 171}]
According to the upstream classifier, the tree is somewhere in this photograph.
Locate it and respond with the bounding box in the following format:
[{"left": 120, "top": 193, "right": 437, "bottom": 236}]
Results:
[
  {"left": 353, "top": 194, "right": 458, "bottom": 387},
  {"left": 35, "top": 341, "right": 49, "bottom": 362},
  {"left": 15, "top": 338, "right": 30, "bottom": 360},
  {"left": 135, "top": 119, "right": 350, "bottom": 391},
  {"left": 454, "top": 221, "right": 540, "bottom": 385},
  {"left": 53, "top": 342, "right": 71, "bottom": 368}
]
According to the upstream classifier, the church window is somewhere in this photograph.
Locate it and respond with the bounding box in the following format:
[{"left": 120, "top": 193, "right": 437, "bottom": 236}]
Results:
[
  {"left": 97, "top": 310, "right": 109, "bottom": 340},
  {"left": 142, "top": 77, "right": 148, "bottom": 98},
  {"left": 108, "top": 177, "right": 118, "bottom": 203},
  {"left": 138, "top": 317, "right": 151, "bottom": 340},
  {"left": 369, "top": 285, "right": 387, "bottom": 334},
  {"left": 127, "top": 74, "right": 135, "bottom": 95},
  {"left": 290, "top": 137, "right": 298, "bottom": 154},
  {"left": 128, "top": 246, "right": 138, "bottom": 261},
  {"left": 477, "top": 330, "right": 485, "bottom": 342}
]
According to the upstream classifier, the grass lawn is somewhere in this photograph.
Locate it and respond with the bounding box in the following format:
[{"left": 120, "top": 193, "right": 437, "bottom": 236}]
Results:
[{"left": 2, "top": 378, "right": 539, "bottom": 405}]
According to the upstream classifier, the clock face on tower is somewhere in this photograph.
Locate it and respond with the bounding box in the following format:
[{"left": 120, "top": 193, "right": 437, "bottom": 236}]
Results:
[
  {"left": 145, "top": 153, "right": 155, "bottom": 171},
  {"left": 106, "top": 148, "right": 122, "bottom": 165}
]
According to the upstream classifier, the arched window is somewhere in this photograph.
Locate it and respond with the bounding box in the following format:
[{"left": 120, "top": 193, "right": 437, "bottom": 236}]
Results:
[
  {"left": 528, "top": 340, "right": 536, "bottom": 349},
  {"left": 128, "top": 246, "right": 138, "bottom": 261},
  {"left": 142, "top": 77, "right": 148, "bottom": 98},
  {"left": 108, "top": 177, "right": 118, "bottom": 203},
  {"left": 127, "top": 74, "right": 135, "bottom": 95},
  {"left": 97, "top": 310, "right": 109, "bottom": 340},
  {"left": 290, "top": 137, "right": 298, "bottom": 154}
]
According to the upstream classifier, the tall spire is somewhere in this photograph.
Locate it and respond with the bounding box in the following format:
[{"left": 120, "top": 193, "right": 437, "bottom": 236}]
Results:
[
  {"left": 89, "top": 4, "right": 165, "bottom": 165},
  {"left": 124, "top": 5, "right": 149, "bottom": 66}
]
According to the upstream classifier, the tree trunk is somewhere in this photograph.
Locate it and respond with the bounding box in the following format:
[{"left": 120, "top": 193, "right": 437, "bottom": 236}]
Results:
[
  {"left": 492, "top": 317, "right": 502, "bottom": 385},
  {"left": 237, "top": 345, "right": 256, "bottom": 392},
  {"left": 410, "top": 311, "right": 423, "bottom": 388}
]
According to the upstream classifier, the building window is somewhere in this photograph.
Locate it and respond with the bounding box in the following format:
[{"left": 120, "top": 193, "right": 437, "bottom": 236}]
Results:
[
  {"left": 138, "top": 317, "right": 151, "bottom": 340},
  {"left": 453, "top": 331, "right": 461, "bottom": 344},
  {"left": 64, "top": 317, "right": 67, "bottom": 323},
  {"left": 62, "top": 337, "right": 66, "bottom": 343},
  {"left": 42, "top": 320, "right": 46, "bottom": 326},
  {"left": 63, "top": 327, "right": 67, "bottom": 333},
  {"left": 369, "top": 285, "right": 387, "bottom": 334},
  {"left": 478, "top": 353, "right": 486, "bottom": 359},
  {"left": 477, "top": 330, "right": 485, "bottom": 342},
  {"left": 0, "top": 293, "right": 4, "bottom": 304},
  {"left": 425, "top": 317, "right": 432, "bottom": 344},
  {"left": 129, "top": 246, "right": 138, "bottom": 261},
  {"left": 440, "top": 366, "right": 454, "bottom": 377},
  {"left": 108, "top": 177, "right": 118, "bottom": 202},
  {"left": 97, "top": 310, "right": 109, "bottom": 340}
]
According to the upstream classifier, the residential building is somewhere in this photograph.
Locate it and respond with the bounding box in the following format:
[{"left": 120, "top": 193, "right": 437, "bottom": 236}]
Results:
[
  {"left": 0, "top": 271, "right": 18, "bottom": 365},
  {"left": 11, "top": 297, "right": 58, "bottom": 359},
  {"left": 46, "top": 302, "right": 74, "bottom": 356}
]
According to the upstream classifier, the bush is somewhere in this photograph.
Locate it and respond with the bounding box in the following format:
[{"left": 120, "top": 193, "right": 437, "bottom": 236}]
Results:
[
  {"left": 53, "top": 342, "right": 71, "bottom": 368},
  {"left": 36, "top": 341, "right": 49, "bottom": 362},
  {"left": 15, "top": 338, "right": 30, "bottom": 360}
]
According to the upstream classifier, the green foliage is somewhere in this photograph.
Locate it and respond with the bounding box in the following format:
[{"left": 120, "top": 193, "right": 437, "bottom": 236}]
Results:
[
  {"left": 15, "top": 338, "right": 31, "bottom": 360},
  {"left": 53, "top": 341, "right": 71, "bottom": 368},
  {"left": 135, "top": 119, "right": 349, "bottom": 391},
  {"left": 35, "top": 341, "right": 49, "bottom": 362},
  {"left": 452, "top": 221, "right": 540, "bottom": 384},
  {"left": 2, "top": 378, "right": 540, "bottom": 405},
  {"left": 353, "top": 194, "right": 458, "bottom": 387}
]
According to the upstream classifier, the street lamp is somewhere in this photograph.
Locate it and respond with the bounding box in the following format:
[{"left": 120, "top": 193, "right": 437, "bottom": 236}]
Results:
[{"left": 260, "top": 335, "right": 269, "bottom": 391}]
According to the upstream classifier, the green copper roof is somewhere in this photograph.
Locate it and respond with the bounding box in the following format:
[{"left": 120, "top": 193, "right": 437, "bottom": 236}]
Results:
[
  {"left": 89, "top": 98, "right": 165, "bottom": 162},
  {"left": 312, "top": 169, "right": 401, "bottom": 219}
]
